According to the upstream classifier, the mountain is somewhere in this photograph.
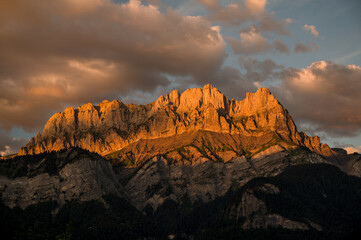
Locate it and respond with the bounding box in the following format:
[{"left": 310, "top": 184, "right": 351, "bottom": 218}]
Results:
[
  {"left": 2, "top": 84, "right": 360, "bottom": 239},
  {"left": 1, "top": 151, "right": 360, "bottom": 239},
  {"left": 193, "top": 164, "right": 361, "bottom": 239},
  {"left": 19, "top": 84, "right": 337, "bottom": 162},
  {"left": 0, "top": 148, "right": 125, "bottom": 209}
]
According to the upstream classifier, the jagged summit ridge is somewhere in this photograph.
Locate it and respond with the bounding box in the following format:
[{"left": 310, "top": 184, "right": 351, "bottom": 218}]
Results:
[
  {"left": 153, "top": 84, "right": 228, "bottom": 112},
  {"left": 19, "top": 85, "right": 333, "bottom": 158}
]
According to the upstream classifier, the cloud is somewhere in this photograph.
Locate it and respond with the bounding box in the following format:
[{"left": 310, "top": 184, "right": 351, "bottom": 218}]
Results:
[
  {"left": 197, "top": 0, "right": 220, "bottom": 10},
  {"left": 254, "top": 14, "right": 291, "bottom": 36},
  {"left": 244, "top": 0, "right": 267, "bottom": 15},
  {"left": 142, "top": 0, "right": 163, "bottom": 7},
  {"left": 209, "top": 2, "right": 256, "bottom": 26},
  {"left": 344, "top": 146, "right": 361, "bottom": 154},
  {"left": 227, "top": 27, "right": 271, "bottom": 54},
  {"left": 196, "top": 57, "right": 283, "bottom": 100},
  {"left": 0, "top": 131, "right": 27, "bottom": 156},
  {"left": 0, "top": 0, "right": 226, "bottom": 131},
  {"left": 208, "top": 1, "right": 291, "bottom": 56},
  {"left": 208, "top": 0, "right": 289, "bottom": 35},
  {"left": 304, "top": 24, "right": 319, "bottom": 37},
  {"left": 223, "top": 58, "right": 361, "bottom": 139},
  {"left": 227, "top": 27, "right": 289, "bottom": 55},
  {"left": 294, "top": 43, "right": 312, "bottom": 53},
  {"left": 208, "top": 0, "right": 270, "bottom": 26},
  {"left": 278, "top": 61, "right": 361, "bottom": 137},
  {"left": 238, "top": 57, "right": 284, "bottom": 83},
  {"left": 273, "top": 38, "right": 290, "bottom": 53},
  {"left": 294, "top": 42, "right": 319, "bottom": 53},
  {"left": 209, "top": 66, "right": 258, "bottom": 99}
]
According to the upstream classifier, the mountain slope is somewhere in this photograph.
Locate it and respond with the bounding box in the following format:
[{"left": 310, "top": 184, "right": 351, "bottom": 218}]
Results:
[
  {"left": 121, "top": 145, "right": 327, "bottom": 210},
  {"left": 196, "top": 164, "right": 361, "bottom": 239},
  {"left": 19, "top": 85, "right": 337, "bottom": 160},
  {"left": 1, "top": 158, "right": 360, "bottom": 240},
  {"left": 0, "top": 148, "right": 125, "bottom": 209}
]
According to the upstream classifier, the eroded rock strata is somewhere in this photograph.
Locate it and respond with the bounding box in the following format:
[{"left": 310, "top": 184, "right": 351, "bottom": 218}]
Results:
[{"left": 19, "top": 85, "right": 336, "bottom": 160}]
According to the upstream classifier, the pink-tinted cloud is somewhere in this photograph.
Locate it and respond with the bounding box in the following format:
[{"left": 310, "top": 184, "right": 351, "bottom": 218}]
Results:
[
  {"left": 208, "top": 0, "right": 272, "bottom": 26},
  {"left": 244, "top": 0, "right": 267, "bottom": 15},
  {"left": 197, "top": 0, "right": 220, "bottom": 10},
  {"left": 344, "top": 146, "right": 361, "bottom": 154},
  {"left": 279, "top": 61, "right": 361, "bottom": 137},
  {"left": 227, "top": 27, "right": 271, "bottom": 54},
  {"left": 227, "top": 27, "right": 289, "bottom": 55},
  {"left": 304, "top": 24, "right": 319, "bottom": 37},
  {"left": 209, "top": 2, "right": 255, "bottom": 26}
]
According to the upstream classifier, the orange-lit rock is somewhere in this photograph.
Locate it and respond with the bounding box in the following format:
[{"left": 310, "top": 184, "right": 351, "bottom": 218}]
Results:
[{"left": 19, "top": 85, "right": 337, "bottom": 159}]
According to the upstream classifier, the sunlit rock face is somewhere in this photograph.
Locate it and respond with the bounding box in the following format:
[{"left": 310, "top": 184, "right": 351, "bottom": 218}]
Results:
[{"left": 19, "top": 84, "right": 336, "bottom": 159}]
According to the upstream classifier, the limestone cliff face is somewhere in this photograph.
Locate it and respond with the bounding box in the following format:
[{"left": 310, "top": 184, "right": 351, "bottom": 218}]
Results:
[
  {"left": 122, "top": 148, "right": 327, "bottom": 210},
  {"left": 0, "top": 149, "right": 125, "bottom": 209},
  {"left": 19, "top": 84, "right": 334, "bottom": 158}
]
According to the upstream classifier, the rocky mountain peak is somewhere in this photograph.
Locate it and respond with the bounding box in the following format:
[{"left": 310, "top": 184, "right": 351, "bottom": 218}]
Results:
[
  {"left": 246, "top": 87, "right": 278, "bottom": 108},
  {"left": 153, "top": 84, "right": 228, "bottom": 113},
  {"left": 232, "top": 87, "right": 282, "bottom": 115},
  {"left": 19, "top": 85, "right": 337, "bottom": 161}
]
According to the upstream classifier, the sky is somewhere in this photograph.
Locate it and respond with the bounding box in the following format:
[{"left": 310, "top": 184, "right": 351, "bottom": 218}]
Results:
[{"left": 0, "top": 0, "right": 361, "bottom": 156}]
